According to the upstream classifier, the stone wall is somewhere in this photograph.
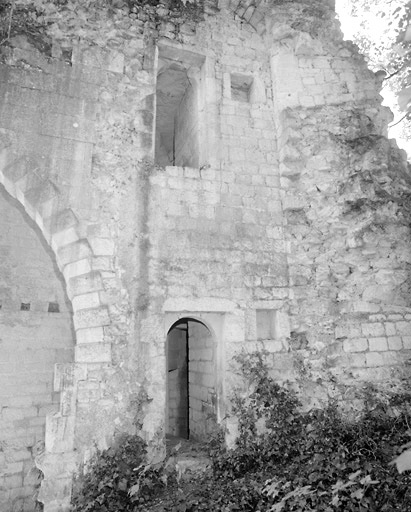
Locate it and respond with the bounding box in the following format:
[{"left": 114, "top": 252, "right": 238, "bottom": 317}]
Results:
[
  {"left": 276, "top": 103, "right": 411, "bottom": 408},
  {"left": 267, "top": 6, "right": 411, "bottom": 408},
  {"left": 0, "top": 0, "right": 410, "bottom": 509},
  {"left": 0, "top": 189, "right": 74, "bottom": 511},
  {"left": 0, "top": 30, "right": 143, "bottom": 511}
]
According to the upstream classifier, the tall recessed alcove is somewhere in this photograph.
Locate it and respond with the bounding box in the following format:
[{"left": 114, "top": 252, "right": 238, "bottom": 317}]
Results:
[{"left": 155, "top": 47, "right": 205, "bottom": 168}]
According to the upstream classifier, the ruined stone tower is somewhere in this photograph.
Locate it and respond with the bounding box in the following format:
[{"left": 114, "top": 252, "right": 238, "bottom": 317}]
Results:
[{"left": 1, "top": 0, "right": 411, "bottom": 510}]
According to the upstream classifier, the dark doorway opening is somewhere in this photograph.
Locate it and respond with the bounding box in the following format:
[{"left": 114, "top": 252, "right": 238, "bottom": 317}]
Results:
[{"left": 166, "top": 318, "right": 216, "bottom": 441}]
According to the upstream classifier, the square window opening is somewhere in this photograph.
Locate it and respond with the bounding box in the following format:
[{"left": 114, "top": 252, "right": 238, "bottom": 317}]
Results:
[
  {"left": 256, "top": 309, "right": 275, "bottom": 340},
  {"left": 231, "top": 73, "right": 253, "bottom": 103}
]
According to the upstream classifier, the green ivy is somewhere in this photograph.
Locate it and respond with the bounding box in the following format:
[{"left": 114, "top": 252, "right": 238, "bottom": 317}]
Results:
[
  {"left": 207, "top": 350, "right": 411, "bottom": 511},
  {"left": 70, "top": 352, "right": 411, "bottom": 511},
  {"left": 71, "top": 433, "right": 167, "bottom": 512},
  {"left": 145, "top": 350, "right": 411, "bottom": 511}
]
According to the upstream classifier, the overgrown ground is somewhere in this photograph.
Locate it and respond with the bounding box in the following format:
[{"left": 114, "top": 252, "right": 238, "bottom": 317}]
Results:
[{"left": 71, "top": 352, "right": 411, "bottom": 512}]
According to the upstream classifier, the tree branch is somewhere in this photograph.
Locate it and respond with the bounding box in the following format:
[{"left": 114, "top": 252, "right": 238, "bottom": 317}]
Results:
[
  {"left": 0, "top": 0, "right": 15, "bottom": 47},
  {"left": 388, "top": 111, "right": 410, "bottom": 128},
  {"left": 383, "top": 61, "right": 408, "bottom": 81}
]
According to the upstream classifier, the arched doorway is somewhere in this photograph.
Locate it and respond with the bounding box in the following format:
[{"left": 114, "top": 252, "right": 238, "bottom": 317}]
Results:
[{"left": 166, "top": 318, "right": 216, "bottom": 441}]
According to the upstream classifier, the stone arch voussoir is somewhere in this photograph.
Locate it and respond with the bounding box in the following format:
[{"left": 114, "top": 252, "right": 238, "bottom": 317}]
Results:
[{"left": 0, "top": 152, "right": 115, "bottom": 511}]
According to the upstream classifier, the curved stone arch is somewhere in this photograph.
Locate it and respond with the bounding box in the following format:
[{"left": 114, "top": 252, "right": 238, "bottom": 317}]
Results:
[
  {"left": 0, "top": 149, "right": 115, "bottom": 511},
  {"left": 165, "top": 316, "right": 219, "bottom": 440},
  {"left": 0, "top": 170, "right": 112, "bottom": 355},
  {"left": 164, "top": 309, "right": 229, "bottom": 427},
  {"left": 166, "top": 314, "right": 218, "bottom": 341}
]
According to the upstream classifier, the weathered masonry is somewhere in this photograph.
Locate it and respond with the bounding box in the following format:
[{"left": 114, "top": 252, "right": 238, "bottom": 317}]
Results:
[{"left": 1, "top": 0, "right": 411, "bottom": 510}]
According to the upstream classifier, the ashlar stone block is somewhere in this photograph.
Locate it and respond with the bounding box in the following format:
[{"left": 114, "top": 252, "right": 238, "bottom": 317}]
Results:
[
  {"left": 68, "top": 271, "right": 103, "bottom": 297},
  {"left": 72, "top": 292, "right": 101, "bottom": 311},
  {"left": 342, "top": 337, "right": 368, "bottom": 353},
  {"left": 76, "top": 326, "right": 104, "bottom": 344},
  {"left": 73, "top": 306, "right": 110, "bottom": 330},
  {"left": 361, "top": 323, "right": 385, "bottom": 337},
  {"left": 402, "top": 336, "right": 411, "bottom": 350},
  {"left": 75, "top": 343, "right": 111, "bottom": 363},
  {"left": 396, "top": 322, "right": 410, "bottom": 336},
  {"left": 387, "top": 336, "right": 402, "bottom": 351},
  {"left": 89, "top": 238, "right": 115, "bottom": 256},
  {"left": 368, "top": 337, "right": 388, "bottom": 352}
]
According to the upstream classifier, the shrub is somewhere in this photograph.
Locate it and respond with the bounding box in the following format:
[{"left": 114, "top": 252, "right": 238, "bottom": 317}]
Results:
[
  {"left": 208, "top": 350, "right": 411, "bottom": 511},
  {"left": 71, "top": 433, "right": 165, "bottom": 512},
  {"left": 71, "top": 352, "right": 411, "bottom": 511}
]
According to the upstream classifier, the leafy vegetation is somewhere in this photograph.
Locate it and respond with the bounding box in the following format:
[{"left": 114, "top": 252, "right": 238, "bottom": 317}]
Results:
[
  {"left": 205, "top": 350, "right": 411, "bottom": 511},
  {"left": 71, "top": 350, "right": 411, "bottom": 511},
  {"left": 70, "top": 433, "right": 167, "bottom": 512},
  {"left": 337, "top": 0, "right": 411, "bottom": 151}
]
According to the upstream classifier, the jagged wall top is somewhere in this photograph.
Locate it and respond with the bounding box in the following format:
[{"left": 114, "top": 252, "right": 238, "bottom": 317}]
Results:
[
  {"left": 1, "top": 0, "right": 338, "bottom": 56},
  {"left": 220, "top": 0, "right": 335, "bottom": 35}
]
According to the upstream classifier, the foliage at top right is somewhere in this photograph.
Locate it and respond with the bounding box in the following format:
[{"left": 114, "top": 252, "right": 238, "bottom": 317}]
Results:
[{"left": 337, "top": 0, "right": 411, "bottom": 153}]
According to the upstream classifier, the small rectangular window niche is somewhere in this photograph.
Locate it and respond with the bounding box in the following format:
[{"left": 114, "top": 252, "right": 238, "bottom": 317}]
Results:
[
  {"left": 231, "top": 73, "right": 253, "bottom": 102},
  {"left": 48, "top": 302, "right": 60, "bottom": 313},
  {"left": 256, "top": 309, "right": 275, "bottom": 340}
]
